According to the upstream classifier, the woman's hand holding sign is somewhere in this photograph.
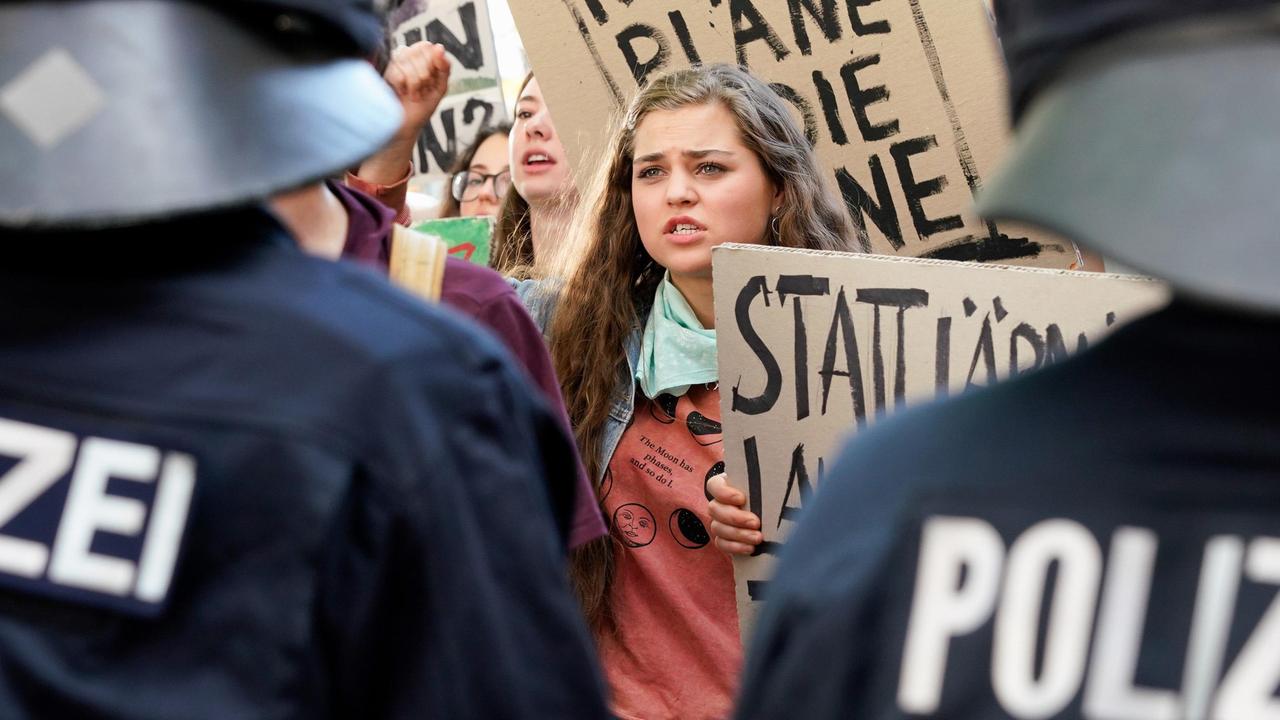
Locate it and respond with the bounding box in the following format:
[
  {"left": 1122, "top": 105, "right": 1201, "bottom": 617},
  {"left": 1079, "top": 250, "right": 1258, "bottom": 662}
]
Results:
[{"left": 706, "top": 473, "right": 763, "bottom": 555}]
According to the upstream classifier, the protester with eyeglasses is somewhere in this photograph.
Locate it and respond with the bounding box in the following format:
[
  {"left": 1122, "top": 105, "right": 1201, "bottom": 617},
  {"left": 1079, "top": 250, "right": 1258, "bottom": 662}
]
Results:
[{"left": 438, "top": 124, "right": 512, "bottom": 219}]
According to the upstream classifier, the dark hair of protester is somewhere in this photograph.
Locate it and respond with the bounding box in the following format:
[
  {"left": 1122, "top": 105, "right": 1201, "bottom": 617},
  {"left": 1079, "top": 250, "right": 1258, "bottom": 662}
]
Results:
[
  {"left": 492, "top": 72, "right": 537, "bottom": 278},
  {"left": 551, "top": 63, "right": 852, "bottom": 627},
  {"left": 437, "top": 122, "right": 512, "bottom": 218}
]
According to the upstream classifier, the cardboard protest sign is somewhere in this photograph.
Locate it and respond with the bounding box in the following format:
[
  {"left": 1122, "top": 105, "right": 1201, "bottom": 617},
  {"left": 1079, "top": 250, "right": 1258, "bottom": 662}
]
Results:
[
  {"left": 724, "top": 1, "right": 1066, "bottom": 265},
  {"left": 394, "top": 0, "right": 506, "bottom": 181},
  {"left": 412, "top": 215, "right": 495, "bottom": 267},
  {"left": 712, "top": 244, "right": 1170, "bottom": 637},
  {"left": 507, "top": 0, "right": 1073, "bottom": 268},
  {"left": 389, "top": 0, "right": 430, "bottom": 29},
  {"left": 505, "top": 0, "right": 736, "bottom": 173}
]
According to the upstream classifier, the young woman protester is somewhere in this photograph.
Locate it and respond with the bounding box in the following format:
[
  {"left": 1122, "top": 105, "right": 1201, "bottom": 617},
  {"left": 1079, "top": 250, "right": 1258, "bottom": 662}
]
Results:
[
  {"left": 520, "top": 64, "right": 855, "bottom": 719},
  {"left": 437, "top": 122, "right": 512, "bottom": 219},
  {"left": 492, "top": 73, "right": 577, "bottom": 278}
]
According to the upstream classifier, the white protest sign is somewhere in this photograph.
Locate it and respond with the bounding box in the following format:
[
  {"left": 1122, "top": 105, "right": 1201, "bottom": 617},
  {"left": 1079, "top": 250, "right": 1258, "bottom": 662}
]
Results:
[
  {"left": 508, "top": 0, "right": 1072, "bottom": 267},
  {"left": 712, "top": 244, "right": 1171, "bottom": 637},
  {"left": 395, "top": 0, "right": 506, "bottom": 181}
]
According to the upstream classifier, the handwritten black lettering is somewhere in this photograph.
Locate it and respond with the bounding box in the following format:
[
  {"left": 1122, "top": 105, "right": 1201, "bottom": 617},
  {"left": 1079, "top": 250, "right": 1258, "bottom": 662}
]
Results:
[
  {"left": 415, "top": 98, "right": 499, "bottom": 174},
  {"left": 966, "top": 312, "right": 997, "bottom": 388},
  {"left": 616, "top": 23, "right": 670, "bottom": 86},
  {"left": 667, "top": 10, "right": 703, "bottom": 65},
  {"left": 778, "top": 275, "right": 832, "bottom": 420},
  {"left": 841, "top": 54, "right": 899, "bottom": 142},
  {"left": 812, "top": 70, "right": 849, "bottom": 146},
  {"left": 935, "top": 316, "right": 952, "bottom": 398},
  {"left": 731, "top": 0, "right": 790, "bottom": 65},
  {"left": 1046, "top": 324, "right": 1089, "bottom": 365},
  {"left": 891, "top": 135, "right": 964, "bottom": 240},
  {"left": 847, "top": 0, "right": 890, "bottom": 35},
  {"left": 857, "top": 289, "right": 929, "bottom": 410},
  {"left": 921, "top": 233, "right": 1047, "bottom": 264},
  {"left": 465, "top": 96, "right": 496, "bottom": 128},
  {"left": 820, "top": 288, "right": 868, "bottom": 424},
  {"left": 743, "top": 435, "right": 767, "bottom": 558},
  {"left": 1009, "top": 322, "right": 1046, "bottom": 377},
  {"left": 787, "top": 0, "right": 842, "bottom": 55},
  {"left": 732, "top": 277, "right": 782, "bottom": 415},
  {"left": 583, "top": 0, "right": 609, "bottom": 25},
  {"left": 778, "top": 443, "right": 822, "bottom": 528},
  {"left": 836, "top": 159, "right": 901, "bottom": 252},
  {"left": 747, "top": 580, "right": 770, "bottom": 600},
  {"left": 993, "top": 296, "right": 1009, "bottom": 323},
  {"left": 418, "top": 108, "right": 458, "bottom": 174},
  {"left": 770, "top": 83, "right": 819, "bottom": 147},
  {"left": 406, "top": 1, "right": 485, "bottom": 70}
]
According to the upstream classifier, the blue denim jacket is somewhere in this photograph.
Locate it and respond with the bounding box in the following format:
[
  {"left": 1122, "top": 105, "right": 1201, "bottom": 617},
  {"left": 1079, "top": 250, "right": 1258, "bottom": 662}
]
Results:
[{"left": 514, "top": 279, "right": 641, "bottom": 482}]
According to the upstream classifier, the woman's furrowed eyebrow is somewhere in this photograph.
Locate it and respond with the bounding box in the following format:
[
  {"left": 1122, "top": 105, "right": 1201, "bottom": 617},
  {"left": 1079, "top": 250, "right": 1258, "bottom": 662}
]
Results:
[
  {"left": 633, "top": 148, "right": 733, "bottom": 164},
  {"left": 684, "top": 148, "right": 733, "bottom": 159}
]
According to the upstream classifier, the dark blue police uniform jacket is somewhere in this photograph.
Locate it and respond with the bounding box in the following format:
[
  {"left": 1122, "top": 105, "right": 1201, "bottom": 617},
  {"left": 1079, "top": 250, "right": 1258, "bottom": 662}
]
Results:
[
  {"left": 0, "top": 208, "right": 608, "bottom": 719},
  {"left": 738, "top": 300, "right": 1280, "bottom": 720}
]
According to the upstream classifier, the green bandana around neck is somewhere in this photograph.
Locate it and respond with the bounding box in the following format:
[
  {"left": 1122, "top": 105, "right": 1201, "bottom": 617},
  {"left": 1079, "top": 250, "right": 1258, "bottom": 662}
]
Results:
[{"left": 636, "top": 272, "right": 719, "bottom": 400}]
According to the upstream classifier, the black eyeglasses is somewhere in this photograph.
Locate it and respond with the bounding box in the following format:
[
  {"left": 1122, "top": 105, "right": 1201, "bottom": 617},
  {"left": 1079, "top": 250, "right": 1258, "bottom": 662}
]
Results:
[{"left": 450, "top": 170, "right": 512, "bottom": 203}]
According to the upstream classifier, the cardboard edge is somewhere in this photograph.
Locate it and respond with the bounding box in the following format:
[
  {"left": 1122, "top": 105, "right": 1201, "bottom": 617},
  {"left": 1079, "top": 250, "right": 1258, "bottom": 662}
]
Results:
[{"left": 712, "top": 243, "right": 1165, "bottom": 285}]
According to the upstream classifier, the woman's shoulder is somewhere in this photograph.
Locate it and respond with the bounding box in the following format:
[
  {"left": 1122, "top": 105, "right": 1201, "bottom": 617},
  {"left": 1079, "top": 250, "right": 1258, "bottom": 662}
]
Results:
[{"left": 507, "top": 277, "right": 563, "bottom": 334}]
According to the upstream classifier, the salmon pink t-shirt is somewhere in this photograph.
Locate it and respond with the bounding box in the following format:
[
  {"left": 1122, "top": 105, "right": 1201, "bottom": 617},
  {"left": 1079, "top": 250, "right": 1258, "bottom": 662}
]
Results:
[{"left": 598, "top": 385, "right": 741, "bottom": 720}]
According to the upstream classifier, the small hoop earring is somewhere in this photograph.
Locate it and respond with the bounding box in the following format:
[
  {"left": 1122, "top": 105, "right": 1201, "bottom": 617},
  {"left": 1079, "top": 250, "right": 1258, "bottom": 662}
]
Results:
[{"left": 770, "top": 215, "right": 781, "bottom": 242}]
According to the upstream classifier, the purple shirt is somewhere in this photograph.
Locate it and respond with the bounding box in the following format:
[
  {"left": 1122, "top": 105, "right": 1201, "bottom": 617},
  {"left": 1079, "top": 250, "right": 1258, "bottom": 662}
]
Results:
[{"left": 331, "top": 181, "right": 606, "bottom": 549}]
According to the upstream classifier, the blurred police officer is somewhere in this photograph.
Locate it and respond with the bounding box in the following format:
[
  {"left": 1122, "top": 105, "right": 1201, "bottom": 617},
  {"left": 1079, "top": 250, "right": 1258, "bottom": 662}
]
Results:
[
  {"left": 738, "top": 1, "right": 1280, "bottom": 718},
  {"left": 0, "top": 1, "right": 607, "bottom": 717}
]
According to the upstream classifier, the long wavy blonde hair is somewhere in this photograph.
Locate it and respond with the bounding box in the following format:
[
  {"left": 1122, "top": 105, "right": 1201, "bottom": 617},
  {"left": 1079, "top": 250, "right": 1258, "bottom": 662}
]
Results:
[
  {"left": 548, "top": 63, "right": 857, "bottom": 629},
  {"left": 491, "top": 74, "right": 536, "bottom": 278}
]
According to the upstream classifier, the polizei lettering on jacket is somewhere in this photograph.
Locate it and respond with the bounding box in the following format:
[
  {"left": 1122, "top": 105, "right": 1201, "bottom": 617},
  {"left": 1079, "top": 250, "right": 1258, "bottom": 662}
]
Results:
[
  {"left": 899, "top": 516, "right": 1280, "bottom": 719},
  {"left": 0, "top": 416, "right": 196, "bottom": 616}
]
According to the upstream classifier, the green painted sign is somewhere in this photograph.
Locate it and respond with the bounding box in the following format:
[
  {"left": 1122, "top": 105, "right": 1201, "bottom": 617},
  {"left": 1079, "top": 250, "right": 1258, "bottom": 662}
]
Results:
[{"left": 412, "top": 216, "right": 494, "bottom": 268}]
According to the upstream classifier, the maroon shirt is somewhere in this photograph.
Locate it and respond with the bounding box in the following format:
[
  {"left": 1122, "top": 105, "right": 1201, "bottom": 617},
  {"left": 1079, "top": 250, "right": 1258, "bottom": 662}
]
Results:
[{"left": 331, "top": 181, "right": 606, "bottom": 548}]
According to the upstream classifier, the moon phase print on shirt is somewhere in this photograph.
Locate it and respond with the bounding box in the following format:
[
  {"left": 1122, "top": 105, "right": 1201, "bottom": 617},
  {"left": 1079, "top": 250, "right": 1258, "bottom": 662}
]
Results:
[
  {"left": 670, "top": 508, "right": 711, "bottom": 549},
  {"left": 686, "top": 411, "right": 722, "bottom": 446},
  {"left": 650, "top": 393, "right": 678, "bottom": 424},
  {"left": 703, "top": 460, "right": 725, "bottom": 501},
  {"left": 614, "top": 503, "right": 657, "bottom": 548},
  {"left": 601, "top": 467, "right": 614, "bottom": 503}
]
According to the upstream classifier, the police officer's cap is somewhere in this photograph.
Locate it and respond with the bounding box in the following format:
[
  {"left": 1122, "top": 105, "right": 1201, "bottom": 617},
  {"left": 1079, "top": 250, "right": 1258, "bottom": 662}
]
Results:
[
  {"left": 0, "top": 0, "right": 403, "bottom": 228},
  {"left": 978, "top": 0, "right": 1280, "bottom": 312}
]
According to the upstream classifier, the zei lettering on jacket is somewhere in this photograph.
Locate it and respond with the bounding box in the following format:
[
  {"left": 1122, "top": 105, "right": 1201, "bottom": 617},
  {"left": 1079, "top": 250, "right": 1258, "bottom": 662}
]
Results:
[
  {"left": 0, "top": 416, "right": 196, "bottom": 616},
  {"left": 899, "top": 516, "right": 1280, "bottom": 720}
]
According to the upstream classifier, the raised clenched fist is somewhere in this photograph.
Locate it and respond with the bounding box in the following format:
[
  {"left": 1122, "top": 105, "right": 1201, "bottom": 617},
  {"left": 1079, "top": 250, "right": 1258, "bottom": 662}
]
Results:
[{"left": 384, "top": 41, "right": 451, "bottom": 141}]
